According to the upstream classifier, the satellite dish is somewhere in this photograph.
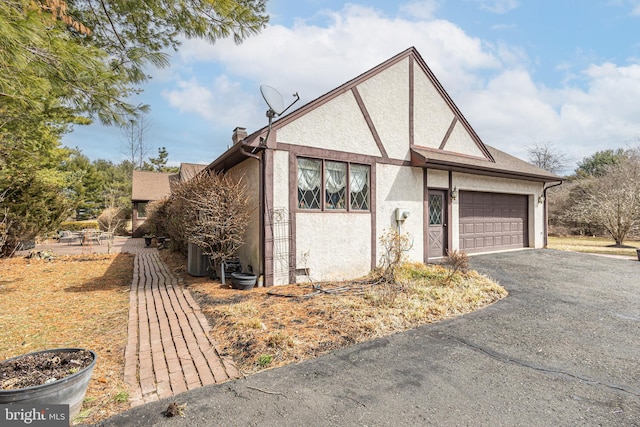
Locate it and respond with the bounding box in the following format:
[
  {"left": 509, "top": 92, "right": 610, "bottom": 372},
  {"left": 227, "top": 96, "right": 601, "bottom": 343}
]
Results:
[
  {"left": 260, "top": 85, "right": 300, "bottom": 119},
  {"left": 258, "top": 85, "right": 300, "bottom": 146},
  {"left": 260, "top": 85, "right": 285, "bottom": 116}
]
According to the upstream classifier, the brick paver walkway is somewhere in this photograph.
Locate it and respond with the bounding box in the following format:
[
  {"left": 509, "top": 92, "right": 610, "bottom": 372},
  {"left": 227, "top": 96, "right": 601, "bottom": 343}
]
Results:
[{"left": 121, "top": 239, "right": 240, "bottom": 406}]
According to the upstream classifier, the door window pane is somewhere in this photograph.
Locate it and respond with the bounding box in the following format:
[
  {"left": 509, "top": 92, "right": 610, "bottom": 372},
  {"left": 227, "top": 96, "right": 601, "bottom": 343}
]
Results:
[{"left": 429, "top": 194, "right": 443, "bottom": 225}]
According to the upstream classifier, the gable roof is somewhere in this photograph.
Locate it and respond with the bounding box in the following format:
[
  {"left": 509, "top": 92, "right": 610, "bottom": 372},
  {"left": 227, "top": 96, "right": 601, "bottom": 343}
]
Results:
[
  {"left": 131, "top": 170, "right": 173, "bottom": 202},
  {"left": 209, "top": 47, "right": 562, "bottom": 182}
]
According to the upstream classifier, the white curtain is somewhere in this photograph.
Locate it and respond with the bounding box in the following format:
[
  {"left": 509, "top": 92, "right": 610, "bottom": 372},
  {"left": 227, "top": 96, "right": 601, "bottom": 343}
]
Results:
[
  {"left": 350, "top": 164, "right": 369, "bottom": 192},
  {"left": 325, "top": 161, "right": 346, "bottom": 193},
  {"left": 298, "top": 158, "right": 321, "bottom": 191}
]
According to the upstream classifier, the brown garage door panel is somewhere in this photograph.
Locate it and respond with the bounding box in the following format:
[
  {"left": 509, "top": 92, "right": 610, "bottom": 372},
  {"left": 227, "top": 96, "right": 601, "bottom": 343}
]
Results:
[{"left": 459, "top": 191, "right": 528, "bottom": 253}]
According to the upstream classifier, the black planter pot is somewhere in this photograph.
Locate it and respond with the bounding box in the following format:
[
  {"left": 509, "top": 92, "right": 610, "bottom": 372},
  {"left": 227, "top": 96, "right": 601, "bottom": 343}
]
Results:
[
  {"left": 230, "top": 272, "right": 257, "bottom": 290},
  {"left": 0, "top": 348, "right": 97, "bottom": 420},
  {"left": 144, "top": 237, "right": 153, "bottom": 247}
]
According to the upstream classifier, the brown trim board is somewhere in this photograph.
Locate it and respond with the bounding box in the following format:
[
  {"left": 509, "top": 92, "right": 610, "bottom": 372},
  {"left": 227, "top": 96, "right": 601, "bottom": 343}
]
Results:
[
  {"left": 409, "top": 55, "right": 415, "bottom": 147},
  {"left": 438, "top": 117, "right": 458, "bottom": 150},
  {"left": 423, "top": 169, "right": 429, "bottom": 263},
  {"left": 351, "top": 87, "right": 389, "bottom": 159}
]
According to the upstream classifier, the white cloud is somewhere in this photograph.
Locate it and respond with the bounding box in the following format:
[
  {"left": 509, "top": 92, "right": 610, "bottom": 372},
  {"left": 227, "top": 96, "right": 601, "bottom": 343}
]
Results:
[
  {"left": 158, "top": 1, "right": 640, "bottom": 170},
  {"left": 161, "top": 76, "right": 264, "bottom": 129},
  {"left": 468, "top": 0, "right": 519, "bottom": 14},
  {"left": 399, "top": 0, "right": 440, "bottom": 19}
]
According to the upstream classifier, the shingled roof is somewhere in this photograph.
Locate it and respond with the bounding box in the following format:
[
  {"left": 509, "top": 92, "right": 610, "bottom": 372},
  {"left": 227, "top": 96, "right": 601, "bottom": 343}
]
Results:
[
  {"left": 411, "top": 145, "right": 563, "bottom": 182},
  {"left": 131, "top": 170, "right": 174, "bottom": 201}
]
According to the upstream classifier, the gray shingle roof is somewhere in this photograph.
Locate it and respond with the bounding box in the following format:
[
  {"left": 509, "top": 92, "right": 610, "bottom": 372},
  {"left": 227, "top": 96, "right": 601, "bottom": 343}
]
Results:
[{"left": 411, "top": 145, "right": 563, "bottom": 182}]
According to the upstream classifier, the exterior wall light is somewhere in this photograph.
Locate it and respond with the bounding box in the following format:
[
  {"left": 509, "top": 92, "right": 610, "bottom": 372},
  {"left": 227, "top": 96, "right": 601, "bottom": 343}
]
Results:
[
  {"left": 538, "top": 195, "right": 545, "bottom": 205},
  {"left": 450, "top": 187, "right": 458, "bottom": 201}
]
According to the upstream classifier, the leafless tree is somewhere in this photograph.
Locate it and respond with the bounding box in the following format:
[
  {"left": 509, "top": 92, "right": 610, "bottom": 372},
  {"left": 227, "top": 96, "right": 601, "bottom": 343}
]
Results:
[
  {"left": 567, "top": 154, "right": 640, "bottom": 245},
  {"left": 527, "top": 142, "right": 569, "bottom": 175},
  {"left": 97, "top": 206, "right": 125, "bottom": 254},
  {"left": 120, "top": 115, "right": 152, "bottom": 171},
  {"left": 175, "top": 171, "right": 251, "bottom": 268}
]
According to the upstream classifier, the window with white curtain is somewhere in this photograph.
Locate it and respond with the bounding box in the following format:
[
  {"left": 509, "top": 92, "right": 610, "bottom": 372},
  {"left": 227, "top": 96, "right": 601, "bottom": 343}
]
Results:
[
  {"left": 297, "top": 158, "right": 370, "bottom": 211},
  {"left": 350, "top": 164, "right": 369, "bottom": 210},
  {"left": 297, "top": 158, "right": 321, "bottom": 209},
  {"left": 325, "top": 161, "right": 347, "bottom": 209}
]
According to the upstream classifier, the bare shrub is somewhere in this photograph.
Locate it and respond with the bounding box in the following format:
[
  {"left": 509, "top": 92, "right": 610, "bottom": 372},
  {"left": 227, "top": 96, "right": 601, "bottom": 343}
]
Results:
[
  {"left": 378, "top": 228, "right": 413, "bottom": 283},
  {"left": 176, "top": 171, "right": 251, "bottom": 268},
  {"left": 442, "top": 249, "right": 469, "bottom": 285}
]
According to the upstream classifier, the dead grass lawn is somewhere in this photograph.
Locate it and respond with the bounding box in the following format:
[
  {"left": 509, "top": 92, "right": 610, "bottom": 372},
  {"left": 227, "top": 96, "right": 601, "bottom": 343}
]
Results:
[
  {"left": 0, "top": 254, "right": 133, "bottom": 425},
  {"left": 548, "top": 236, "right": 640, "bottom": 257},
  {"left": 161, "top": 253, "right": 507, "bottom": 375},
  {"left": 0, "top": 249, "right": 507, "bottom": 425}
]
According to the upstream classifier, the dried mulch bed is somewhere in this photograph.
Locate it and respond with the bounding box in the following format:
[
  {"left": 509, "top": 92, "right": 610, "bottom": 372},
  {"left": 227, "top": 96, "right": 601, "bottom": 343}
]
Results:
[
  {"left": 160, "top": 252, "right": 507, "bottom": 376},
  {"left": 0, "top": 253, "right": 133, "bottom": 425}
]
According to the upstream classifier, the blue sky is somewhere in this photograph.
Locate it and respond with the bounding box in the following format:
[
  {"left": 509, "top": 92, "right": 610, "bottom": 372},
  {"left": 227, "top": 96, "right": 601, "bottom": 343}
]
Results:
[{"left": 63, "top": 0, "right": 640, "bottom": 173}]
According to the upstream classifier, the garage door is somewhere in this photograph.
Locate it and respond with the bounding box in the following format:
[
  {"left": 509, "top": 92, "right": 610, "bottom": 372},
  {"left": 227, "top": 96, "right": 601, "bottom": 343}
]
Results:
[{"left": 459, "top": 191, "right": 528, "bottom": 253}]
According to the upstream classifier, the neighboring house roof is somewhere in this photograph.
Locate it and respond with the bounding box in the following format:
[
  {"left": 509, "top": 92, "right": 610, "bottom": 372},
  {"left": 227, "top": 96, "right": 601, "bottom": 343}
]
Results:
[
  {"left": 132, "top": 163, "right": 208, "bottom": 202},
  {"left": 178, "top": 163, "right": 207, "bottom": 181},
  {"left": 132, "top": 170, "right": 173, "bottom": 202},
  {"left": 206, "top": 46, "right": 562, "bottom": 183}
]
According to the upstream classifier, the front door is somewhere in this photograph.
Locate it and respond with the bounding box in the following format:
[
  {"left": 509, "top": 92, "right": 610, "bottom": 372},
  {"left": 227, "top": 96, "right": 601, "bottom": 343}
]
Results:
[{"left": 428, "top": 190, "right": 447, "bottom": 258}]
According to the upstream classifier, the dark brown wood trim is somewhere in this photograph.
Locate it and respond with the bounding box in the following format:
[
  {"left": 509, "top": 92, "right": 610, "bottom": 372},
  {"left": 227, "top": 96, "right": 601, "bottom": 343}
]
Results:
[
  {"left": 423, "top": 169, "right": 429, "bottom": 263},
  {"left": 256, "top": 48, "right": 417, "bottom": 134},
  {"left": 411, "top": 51, "right": 494, "bottom": 162},
  {"left": 351, "top": 87, "right": 389, "bottom": 159},
  {"left": 409, "top": 55, "right": 415, "bottom": 147},
  {"left": 288, "top": 152, "right": 298, "bottom": 284},
  {"left": 263, "top": 149, "right": 274, "bottom": 287},
  {"left": 421, "top": 161, "right": 556, "bottom": 183},
  {"left": 447, "top": 171, "right": 453, "bottom": 255},
  {"left": 370, "top": 163, "right": 377, "bottom": 271},
  {"left": 278, "top": 142, "right": 410, "bottom": 167},
  {"left": 438, "top": 117, "right": 458, "bottom": 150}
]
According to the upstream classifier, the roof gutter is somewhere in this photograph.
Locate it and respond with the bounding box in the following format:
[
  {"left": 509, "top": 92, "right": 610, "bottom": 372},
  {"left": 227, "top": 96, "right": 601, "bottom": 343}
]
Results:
[{"left": 542, "top": 180, "right": 564, "bottom": 248}]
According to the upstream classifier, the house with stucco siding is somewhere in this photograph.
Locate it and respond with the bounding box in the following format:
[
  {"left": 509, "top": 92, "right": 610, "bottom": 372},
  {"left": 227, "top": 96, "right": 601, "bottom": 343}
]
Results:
[{"left": 204, "top": 47, "right": 562, "bottom": 287}]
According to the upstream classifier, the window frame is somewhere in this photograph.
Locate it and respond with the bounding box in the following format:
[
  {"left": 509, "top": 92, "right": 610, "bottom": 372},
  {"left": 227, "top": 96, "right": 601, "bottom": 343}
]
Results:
[
  {"left": 296, "top": 157, "right": 370, "bottom": 212},
  {"left": 137, "top": 202, "right": 148, "bottom": 218}
]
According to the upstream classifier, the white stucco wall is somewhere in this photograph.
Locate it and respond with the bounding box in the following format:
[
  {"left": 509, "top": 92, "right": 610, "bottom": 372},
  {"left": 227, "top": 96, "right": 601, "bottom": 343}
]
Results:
[
  {"left": 427, "top": 169, "right": 448, "bottom": 189},
  {"left": 376, "top": 164, "right": 424, "bottom": 265},
  {"left": 444, "top": 123, "right": 487, "bottom": 157},
  {"left": 228, "top": 158, "right": 261, "bottom": 274},
  {"left": 296, "top": 213, "right": 371, "bottom": 282},
  {"left": 357, "top": 59, "right": 410, "bottom": 161},
  {"left": 413, "top": 64, "right": 455, "bottom": 150},
  {"left": 451, "top": 173, "right": 546, "bottom": 250},
  {"left": 277, "top": 91, "right": 382, "bottom": 157}
]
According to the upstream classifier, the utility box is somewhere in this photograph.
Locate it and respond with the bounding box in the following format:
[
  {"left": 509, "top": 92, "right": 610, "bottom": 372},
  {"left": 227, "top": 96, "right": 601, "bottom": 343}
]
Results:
[
  {"left": 395, "top": 208, "right": 410, "bottom": 222},
  {"left": 187, "top": 242, "right": 210, "bottom": 277}
]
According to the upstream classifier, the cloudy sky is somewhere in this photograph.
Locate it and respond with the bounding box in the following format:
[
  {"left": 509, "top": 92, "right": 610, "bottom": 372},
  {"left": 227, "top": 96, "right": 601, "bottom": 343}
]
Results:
[{"left": 63, "top": 0, "right": 640, "bottom": 174}]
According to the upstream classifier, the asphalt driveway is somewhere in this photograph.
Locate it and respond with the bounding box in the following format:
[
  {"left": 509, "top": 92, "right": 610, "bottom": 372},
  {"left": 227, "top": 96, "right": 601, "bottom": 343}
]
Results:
[{"left": 96, "top": 249, "right": 640, "bottom": 426}]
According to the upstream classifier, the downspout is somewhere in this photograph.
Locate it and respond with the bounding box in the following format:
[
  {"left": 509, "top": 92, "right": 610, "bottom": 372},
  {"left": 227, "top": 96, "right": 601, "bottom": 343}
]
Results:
[
  {"left": 542, "top": 180, "right": 563, "bottom": 247},
  {"left": 239, "top": 139, "right": 264, "bottom": 285}
]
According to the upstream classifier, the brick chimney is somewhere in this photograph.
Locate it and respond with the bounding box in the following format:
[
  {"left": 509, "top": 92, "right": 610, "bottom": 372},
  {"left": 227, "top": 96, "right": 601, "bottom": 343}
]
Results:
[{"left": 232, "top": 127, "right": 247, "bottom": 145}]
